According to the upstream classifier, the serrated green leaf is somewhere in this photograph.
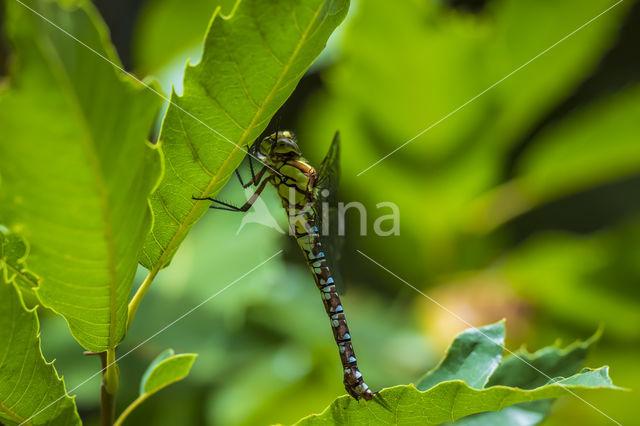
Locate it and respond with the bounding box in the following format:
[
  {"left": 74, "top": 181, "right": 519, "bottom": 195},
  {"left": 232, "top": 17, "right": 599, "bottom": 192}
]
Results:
[
  {"left": 453, "top": 329, "right": 601, "bottom": 425},
  {"left": 115, "top": 349, "right": 196, "bottom": 426},
  {"left": 0, "top": 0, "right": 163, "bottom": 352},
  {"left": 0, "top": 231, "right": 80, "bottom": 426},
  {"left": 296, "top": 367, "right": 619, "bottom": 425},
  {"left": 295, "top": 324, "right": 620, "bottom": 425},
  {"left": 417, "top": 320, "right": 505, "bottom": 391},
  {"left": 487, "top": 328, "right": 601, "bottom": 389},
  {"left": 139, "top": 0, "right": 350, "bottom": 271}
]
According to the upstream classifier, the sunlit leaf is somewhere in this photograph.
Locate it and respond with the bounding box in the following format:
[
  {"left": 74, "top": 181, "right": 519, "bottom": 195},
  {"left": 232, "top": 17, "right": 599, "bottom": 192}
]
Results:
[
  {"left": 417, "top": 320, "right": 504, "bottom": 390},
  {"left": 294, "top": 322, "right": 621, "bottom": 425},
  {"left": 453, "top": 328, "right": 601, "bottom": 425},
  {"left": 140, "top": 350, "right": 197, "bottom": 395},
  {"left": 139, "top": 0, "right": 350, "bottom": 271},
  {"left": 296, "top": 367, "right": 618, "bottom": 425},
  {"left": 116, "top": 349, "right": 196, "bottom": 425},
  {"left": 0, "top": 231, "right": 80, "bottom": 426},
  {"left": 0, "top": 0, "right": 163, "bottom": 352}
]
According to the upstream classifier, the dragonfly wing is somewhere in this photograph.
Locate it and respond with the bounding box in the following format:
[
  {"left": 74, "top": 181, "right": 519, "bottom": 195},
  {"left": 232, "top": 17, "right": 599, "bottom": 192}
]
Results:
[
  {"left": 313, "top": 132, "right": 346, "bottom": 292},
  {"left": 317, "top": 131, "right": 340, "bottom": 191}
]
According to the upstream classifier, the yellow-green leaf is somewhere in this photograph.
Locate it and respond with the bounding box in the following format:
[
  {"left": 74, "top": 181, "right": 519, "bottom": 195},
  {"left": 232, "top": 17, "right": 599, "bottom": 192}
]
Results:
[
  {"left": 115, "top": 349, "right": 196, "bottom": 426},
  {"left": 139, "top": 0, "right": 350, "bottom": 271},
  {"left": 0, "top": 231, "right": 80, "bottom": 426},
  {"left": 0, "top": 0, "right": 163, "bottom": 352},
  {"left": 297, "top": 368, "right": 619, "bottom": 425},
  {"left": 140, "top": 350, "right": 196, "bottom": 395},
  {"left": 294, "top": 323, "right": 621, "bottom": 425}
]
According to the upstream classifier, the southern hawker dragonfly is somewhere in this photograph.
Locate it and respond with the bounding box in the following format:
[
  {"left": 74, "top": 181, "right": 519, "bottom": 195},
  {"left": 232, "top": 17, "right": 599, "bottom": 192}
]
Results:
[{"left": 195, "top": 130, "right": 377, "bottom": 401}]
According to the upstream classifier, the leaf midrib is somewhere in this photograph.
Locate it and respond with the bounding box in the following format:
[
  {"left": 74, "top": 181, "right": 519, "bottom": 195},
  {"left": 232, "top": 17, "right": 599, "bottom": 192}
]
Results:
[
  {"left": 151, "top": 1, "right": 326, "bottom": 272},
  {"left": 0, "top": 400, "right": 27, "bottom": 425},
  {"left": 34, "top": 29, "right": 120, "bottom": 350}
]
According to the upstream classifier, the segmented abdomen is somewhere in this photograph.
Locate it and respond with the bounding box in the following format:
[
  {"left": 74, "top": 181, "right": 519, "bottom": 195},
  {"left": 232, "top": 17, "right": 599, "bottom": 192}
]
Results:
[{"left": 289, "top": 211, "right": 373, "bottom": 400}]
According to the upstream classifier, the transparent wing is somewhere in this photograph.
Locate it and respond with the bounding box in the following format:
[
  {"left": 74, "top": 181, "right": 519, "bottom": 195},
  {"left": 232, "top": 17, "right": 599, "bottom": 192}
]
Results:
[
  {"left": 313, "top": 132, "right": 346, "bottom": 292},
  {"left": 316, "top": 131, "right": 340, "bottom": 193}
]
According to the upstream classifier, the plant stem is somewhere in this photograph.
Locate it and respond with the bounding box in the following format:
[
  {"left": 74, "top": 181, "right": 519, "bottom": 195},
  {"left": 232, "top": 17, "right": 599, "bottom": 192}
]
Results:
[
  {"left": 100, "top": 380, "right": 116, "bottom": 426},
  {"left": 105, "top": 348, "right": 119, "bottom": 393},
  {"left": 127, "top": 268, "right": 159, "bottom": 330},
  {"left": 98, "top": 351, "right": 118, "bottom": 426},
  {"left": 113, "top": 394, "right": 149, "bottom": 426}
]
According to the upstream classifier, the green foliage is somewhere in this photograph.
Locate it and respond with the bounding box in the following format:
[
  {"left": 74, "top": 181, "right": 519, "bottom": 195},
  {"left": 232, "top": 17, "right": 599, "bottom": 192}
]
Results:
[
  {"left": 139, "top": 0, "right": 350, "bottom": 271},
  {"left": 294, "top": 2, "right": 640, "bottom": 421},
  {"left": 301, "top": 0, "right": 634, "bottom": 275},
  {"left": 417, "top": 321, "right": 504, "bottom": 390},
  {"left": 299, "top": 369, "right": 616, "bottom": 425},
  {"left": 0, "top": 231, "right": 80, "bottom": 426},
  {"left": 115, "top": 349, "right": 196, "bottom": 425},
  {"left": 499, "top": 229, "right": 640, "bottom": 339},
  {"left": 132, "top": 0, "right": 237, "bottom": 75},
  {"left": 476, "top": 84, "right": 640, "bottom": 230},
  {"left": 0, "top": 0, "right": 163, "bottom": 352},
  {"left": 518, "top": 83, "right": 640, "bottom": 196},
  {"left": 456, "top": 324, "right": 602, "bottom": 425},
  {"left": 139, "top": 349, "right": 197, "bottom": 395},
  {"left": 0, "top": 0, "right": 635, "bottom": 424},
  {"left": 296, "top": 322, "right": 619, "bottom": 425}
]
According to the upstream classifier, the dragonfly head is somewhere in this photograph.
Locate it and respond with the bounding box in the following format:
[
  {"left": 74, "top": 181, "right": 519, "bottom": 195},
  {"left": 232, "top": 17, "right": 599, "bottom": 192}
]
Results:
[{"left": 254, "top": 131, "right": 302, "bottom": 163}]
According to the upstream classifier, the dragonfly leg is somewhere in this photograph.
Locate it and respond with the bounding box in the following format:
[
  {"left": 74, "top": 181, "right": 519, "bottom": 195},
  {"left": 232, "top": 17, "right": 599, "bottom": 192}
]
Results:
[
  {"left": 234, "top": 169, "right": 247, "bottom": 187},
  {"left": 192, "top": 176, "right": 270, "bottom": 212},
  {"left": 236, "top": 165, "right": 267, "bottom": 189},
  {"left": 247, "top": 153, "right": 257, "bottom": 185},
  {"left": 193, "top": 198, "right": 245, "bottom": 212}
]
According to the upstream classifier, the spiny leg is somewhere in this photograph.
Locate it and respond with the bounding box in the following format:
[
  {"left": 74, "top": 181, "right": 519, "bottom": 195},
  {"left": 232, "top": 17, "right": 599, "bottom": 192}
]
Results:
[
  {"left": 236, "top": 165, "right": 267, "bottom": 189},
  {"left": 198, "top": 198, "right": 245, "bottom": 212},
  {"left": 193, "top": 176, "right": 270, "bottom": 212}
]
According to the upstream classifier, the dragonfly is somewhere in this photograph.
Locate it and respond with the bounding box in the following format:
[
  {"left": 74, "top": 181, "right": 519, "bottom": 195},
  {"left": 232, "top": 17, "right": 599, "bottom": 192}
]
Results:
[{"left": 194, "top": 130, "right": 376, "bottom": 401}]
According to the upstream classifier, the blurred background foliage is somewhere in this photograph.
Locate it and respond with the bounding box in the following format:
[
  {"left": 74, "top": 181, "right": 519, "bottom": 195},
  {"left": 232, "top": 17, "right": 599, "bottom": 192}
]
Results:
[{"left": 24, "top": 0, "right": 640, "bottom": 424}]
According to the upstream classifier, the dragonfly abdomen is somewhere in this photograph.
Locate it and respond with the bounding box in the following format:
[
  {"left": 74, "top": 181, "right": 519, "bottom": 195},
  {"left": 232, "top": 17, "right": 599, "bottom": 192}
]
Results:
[{"left": 292, "top": 215, "right": 374, "bottom": 401}]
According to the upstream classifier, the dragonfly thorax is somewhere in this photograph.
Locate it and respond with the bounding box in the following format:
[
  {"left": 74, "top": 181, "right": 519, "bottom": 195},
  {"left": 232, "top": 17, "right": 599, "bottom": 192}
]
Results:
[{"left": 255, "top": 130, "right": 318, "bottom": 199}]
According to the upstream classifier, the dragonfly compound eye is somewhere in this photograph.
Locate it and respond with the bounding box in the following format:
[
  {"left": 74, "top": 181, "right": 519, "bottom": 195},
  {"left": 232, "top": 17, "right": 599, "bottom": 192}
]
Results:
[{"left": 272, "top": 137, "right": 301, "bottom": 156}]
